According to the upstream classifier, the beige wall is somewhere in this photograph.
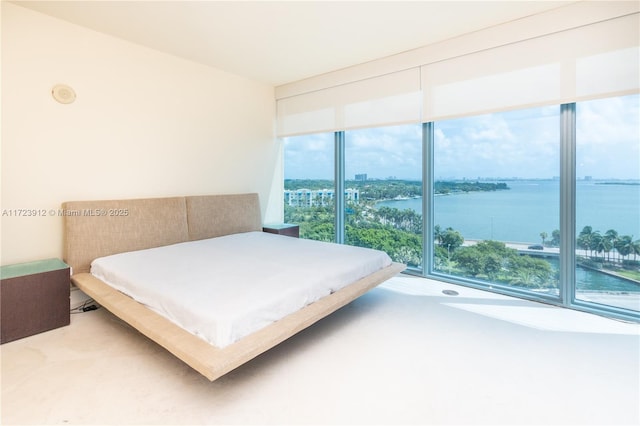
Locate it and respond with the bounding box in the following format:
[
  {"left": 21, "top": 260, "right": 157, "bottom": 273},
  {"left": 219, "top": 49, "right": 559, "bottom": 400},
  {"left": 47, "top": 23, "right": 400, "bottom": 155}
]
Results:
[{"left": 1, "top": 3, "right": 282, "bottom": 265}]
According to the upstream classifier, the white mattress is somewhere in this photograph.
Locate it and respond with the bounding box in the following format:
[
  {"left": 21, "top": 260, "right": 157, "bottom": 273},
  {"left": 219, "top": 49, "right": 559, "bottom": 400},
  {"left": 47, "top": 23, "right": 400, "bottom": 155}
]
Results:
[{"left": 91, "top": 231, "right": 392, "bottom": 348}]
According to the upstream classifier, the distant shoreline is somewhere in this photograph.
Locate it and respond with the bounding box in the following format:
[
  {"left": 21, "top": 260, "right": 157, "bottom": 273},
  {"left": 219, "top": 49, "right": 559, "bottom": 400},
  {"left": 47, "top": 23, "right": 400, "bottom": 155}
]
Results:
[{"left": 596, "top": 182, "right": 640, "bottom": 186}]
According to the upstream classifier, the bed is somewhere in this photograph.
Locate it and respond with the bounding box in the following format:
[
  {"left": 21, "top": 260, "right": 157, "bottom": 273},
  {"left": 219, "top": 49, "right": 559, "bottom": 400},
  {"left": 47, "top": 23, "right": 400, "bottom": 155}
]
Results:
[{"left": 63, "top": 193, "right": 405, "bottom": 381}]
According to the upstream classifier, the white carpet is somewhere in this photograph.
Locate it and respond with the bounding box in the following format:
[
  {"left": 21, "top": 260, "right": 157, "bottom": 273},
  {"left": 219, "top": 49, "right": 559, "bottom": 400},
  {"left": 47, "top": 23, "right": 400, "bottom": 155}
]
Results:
[{"left": 2, "top": 275, "right": 639, "bottom": 425}]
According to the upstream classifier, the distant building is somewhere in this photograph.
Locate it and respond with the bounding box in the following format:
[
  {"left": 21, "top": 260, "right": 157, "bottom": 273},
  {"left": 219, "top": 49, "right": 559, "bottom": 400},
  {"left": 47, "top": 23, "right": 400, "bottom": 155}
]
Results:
[
  {"left": 355, "top": 174, "right": 367, "bottom": 181},
  {"left": 284, "top": 188, "right": 359, "bottom": 207},
  {"left": 346, "top": 188, "right": 359, "bottom": 203}
]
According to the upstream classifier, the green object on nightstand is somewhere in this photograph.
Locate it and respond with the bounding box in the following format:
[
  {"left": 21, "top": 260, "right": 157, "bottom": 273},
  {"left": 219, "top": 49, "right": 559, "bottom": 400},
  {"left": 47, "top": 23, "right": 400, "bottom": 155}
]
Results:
[{"left": 1, "top": 258, "right": 69, "bottom": 280}]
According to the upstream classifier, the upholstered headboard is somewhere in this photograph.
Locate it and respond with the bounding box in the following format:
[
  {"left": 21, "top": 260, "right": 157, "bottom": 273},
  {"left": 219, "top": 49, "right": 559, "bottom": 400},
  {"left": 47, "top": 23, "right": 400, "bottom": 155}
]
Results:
[{"left": 62, "top": 193, "right": 261, "bottom": 274}]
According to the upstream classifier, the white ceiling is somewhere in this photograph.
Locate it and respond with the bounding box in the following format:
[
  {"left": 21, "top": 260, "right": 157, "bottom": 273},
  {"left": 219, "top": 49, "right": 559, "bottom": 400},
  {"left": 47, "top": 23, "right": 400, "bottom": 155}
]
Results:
[{"left": 14, "top": 1, "right": 575, "bottom": 86}]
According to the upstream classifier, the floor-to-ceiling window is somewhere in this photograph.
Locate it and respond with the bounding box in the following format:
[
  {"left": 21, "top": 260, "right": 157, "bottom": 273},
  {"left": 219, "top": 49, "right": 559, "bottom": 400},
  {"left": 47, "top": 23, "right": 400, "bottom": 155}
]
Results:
[
  {"left": 431, "top": 106, "right": 562, "bottom": 296},
  {"left": 283, "top": 133, "right": 335, "bottom": 242},
  {"left": 344, "top": 124, "right": 423, "bottom": 267},
  {"left": 281, "top": 102, "right": 638, "bottom": 321},
  {"left": 276, "top": 3, "right": 638, "bottom": 322},
  {"left": 575, "top": 94, "right": 640, "bottom": 313}
]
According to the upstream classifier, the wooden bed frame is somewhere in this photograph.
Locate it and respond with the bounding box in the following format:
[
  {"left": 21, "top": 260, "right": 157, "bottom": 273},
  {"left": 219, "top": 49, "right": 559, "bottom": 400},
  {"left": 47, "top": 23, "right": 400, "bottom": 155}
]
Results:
[{"left": 63, "top": 193, "right": 405, "bottom": 381}]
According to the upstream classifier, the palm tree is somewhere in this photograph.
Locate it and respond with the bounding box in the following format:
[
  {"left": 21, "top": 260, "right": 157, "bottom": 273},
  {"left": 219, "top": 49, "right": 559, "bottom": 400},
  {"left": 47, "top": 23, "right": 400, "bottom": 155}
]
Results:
[
  {"left": 615, "top": 235, "right": 634, "bottom": 262},
  {"left": 632, "top": 239, "right": 640, "bottom": 262},
  {"left": 434, "top": 225, "right": 443, "bottom": 245},
  {"left": 577, "top": 226, "right": 594, "bottom": 258},
  {"left": 540, "top": 232, "right": 548, "bottom": 246},
  {"left": 510, "top": 269, "right": 536, "bottom": 288},
  {"left": 604, "top": 229, "right": 618, "bottom": 263},
  {"left": 593, "top": 233, "right": 611, "bottom": 262}
]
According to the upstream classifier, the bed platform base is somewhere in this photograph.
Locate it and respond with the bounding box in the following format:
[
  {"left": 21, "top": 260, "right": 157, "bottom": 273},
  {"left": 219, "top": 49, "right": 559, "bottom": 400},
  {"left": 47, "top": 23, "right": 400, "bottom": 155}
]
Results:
[
  {"left": 63, "top": 193, "right": 405, "bottom": 381},
  {"left": 72, "top": 262, "right": 404, "bottom": 381}
]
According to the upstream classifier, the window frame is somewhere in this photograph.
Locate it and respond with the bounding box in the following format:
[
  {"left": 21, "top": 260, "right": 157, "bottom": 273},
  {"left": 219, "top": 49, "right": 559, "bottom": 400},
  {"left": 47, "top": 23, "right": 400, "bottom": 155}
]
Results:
[{"left": 284, "top": 97, "right": 639, "bottom": 323}]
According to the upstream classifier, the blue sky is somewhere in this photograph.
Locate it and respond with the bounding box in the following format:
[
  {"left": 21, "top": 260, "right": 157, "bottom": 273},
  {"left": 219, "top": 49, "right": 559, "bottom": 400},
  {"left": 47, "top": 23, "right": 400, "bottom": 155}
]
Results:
[{"left": 284, "top": 94, "right": 639, "bottom": 181}]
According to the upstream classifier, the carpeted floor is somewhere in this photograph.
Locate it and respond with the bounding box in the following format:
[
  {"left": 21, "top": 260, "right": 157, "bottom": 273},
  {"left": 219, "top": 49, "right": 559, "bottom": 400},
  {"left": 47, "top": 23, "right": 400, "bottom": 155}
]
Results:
[{"left": 2, "top": 274, "right": 639, "bottom": 425}]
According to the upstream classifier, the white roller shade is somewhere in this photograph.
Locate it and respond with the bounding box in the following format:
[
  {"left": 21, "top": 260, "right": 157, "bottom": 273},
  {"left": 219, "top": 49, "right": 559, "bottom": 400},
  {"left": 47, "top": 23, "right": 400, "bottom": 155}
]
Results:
[
  {"left": 422, "top": 13, "right": 640, "bottom": 121},
  {"left": 276, "top": 68, "right": 421, "bottom": 137},
  {"left": 576, "top": 46, "right": 639, "bottom": 98},
  {"left": 276, "top": 7, "right": 639, "bottom": 136}
]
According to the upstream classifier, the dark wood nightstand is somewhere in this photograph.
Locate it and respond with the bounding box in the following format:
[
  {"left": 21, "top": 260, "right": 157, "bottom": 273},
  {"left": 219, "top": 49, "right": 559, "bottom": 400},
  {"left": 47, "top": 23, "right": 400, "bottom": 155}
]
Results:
[
  {"left": 262, "top": 223, "right": 300, "bottom": 238},
  {"left": 1, "top": 258, "right": 70, "bottom": 344}
]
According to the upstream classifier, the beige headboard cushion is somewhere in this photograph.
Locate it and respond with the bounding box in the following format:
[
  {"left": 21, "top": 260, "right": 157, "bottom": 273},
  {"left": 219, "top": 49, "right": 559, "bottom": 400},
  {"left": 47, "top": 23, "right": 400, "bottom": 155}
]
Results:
[
  {"left": 63, "top": 193, "right": 261, "bottom": 274},
  {"left": 63, "top": 197, "right": 189, "bottom": 274},
  {"left": 186, "top": 193, "right": 262, "bottom": 241}
]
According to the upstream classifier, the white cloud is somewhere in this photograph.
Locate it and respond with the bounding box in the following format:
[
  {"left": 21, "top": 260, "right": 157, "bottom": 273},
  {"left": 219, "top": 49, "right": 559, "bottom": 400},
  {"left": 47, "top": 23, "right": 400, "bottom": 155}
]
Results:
[
  {"left": 345, "top": 124, "right": 422, "bottom": 180},
  {"left": 435, "top": 107, "right": 560, "bottom": 179},
  {"left": 576, "top": 95, "right": 639, "bottom": 180},
  {"left": 284, "top": 95, "right": 639, "bottom": 181},
  {"left": 284, "top": 133, "right": 334, "bottom": 179}
]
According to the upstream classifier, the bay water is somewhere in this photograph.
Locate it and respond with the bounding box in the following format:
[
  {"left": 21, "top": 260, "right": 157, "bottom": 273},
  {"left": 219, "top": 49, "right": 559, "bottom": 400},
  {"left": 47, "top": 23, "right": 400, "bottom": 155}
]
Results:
[
  {"left": 378, "top": 180, "right": 640, "bottom": 293},
  {"left": 378, "top": 180, "right": 640, "bottom": 244}
]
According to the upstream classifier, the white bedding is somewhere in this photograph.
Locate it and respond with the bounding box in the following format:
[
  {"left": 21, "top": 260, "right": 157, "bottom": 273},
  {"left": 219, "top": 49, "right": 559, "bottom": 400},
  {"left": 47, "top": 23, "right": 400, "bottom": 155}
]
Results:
[{"left": 91, "top": 231, "right": 392, "bottom": 348}]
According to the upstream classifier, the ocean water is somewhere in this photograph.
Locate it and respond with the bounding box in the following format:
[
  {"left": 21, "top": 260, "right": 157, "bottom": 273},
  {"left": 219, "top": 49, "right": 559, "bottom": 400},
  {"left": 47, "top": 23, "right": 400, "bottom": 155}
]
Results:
[
  {"left": 378, "top": 180, "right": 639, "bottom": 294},
  {"left": 378, "top": 180, "right": 640, "bottom": 245}
]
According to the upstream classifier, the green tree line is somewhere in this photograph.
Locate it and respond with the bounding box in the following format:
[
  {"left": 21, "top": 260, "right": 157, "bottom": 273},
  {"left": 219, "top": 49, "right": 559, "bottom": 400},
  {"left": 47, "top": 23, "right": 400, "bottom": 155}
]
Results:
[
  {"left": 286, "top": 198, "right": 639, "bottom": 287},
  {"left": 538, "top": 226, "right": 640, "bottom": 265},
  {"left": 433, "top": 226, "right": 555, "bottom": 289},
  {"left": 285, "top": 179, "right": 509, "bottom": 200}
]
